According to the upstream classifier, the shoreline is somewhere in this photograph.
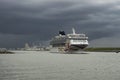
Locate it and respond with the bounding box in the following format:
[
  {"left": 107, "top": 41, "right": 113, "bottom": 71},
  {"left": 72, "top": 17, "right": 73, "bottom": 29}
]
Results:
[
  {"left": 0, "top": 51, "right": 14, "bottom": 54},
  {"left": 85, "top": 47, "right": 120, "bottom": 53}
]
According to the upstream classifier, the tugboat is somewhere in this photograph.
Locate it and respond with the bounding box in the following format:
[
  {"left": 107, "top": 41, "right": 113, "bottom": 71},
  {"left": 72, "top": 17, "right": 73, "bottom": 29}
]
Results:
[{"left": 50, "top": 28, "right": 89, "bottom": 53}]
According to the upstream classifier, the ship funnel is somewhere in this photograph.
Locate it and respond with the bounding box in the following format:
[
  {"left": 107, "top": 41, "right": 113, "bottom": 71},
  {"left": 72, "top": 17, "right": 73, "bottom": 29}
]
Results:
[
  {"left": 59, "top": 31, "right": 65, "bottom": 35},
  {"left": 72, "top": 28, "right": 76, "bottom": 34}
]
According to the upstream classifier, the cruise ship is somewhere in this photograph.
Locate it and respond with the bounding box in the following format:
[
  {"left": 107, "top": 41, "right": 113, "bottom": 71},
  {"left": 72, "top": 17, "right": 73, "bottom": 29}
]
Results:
[{"left": 50, "top": 28, "right": 89, "bottom": 53}]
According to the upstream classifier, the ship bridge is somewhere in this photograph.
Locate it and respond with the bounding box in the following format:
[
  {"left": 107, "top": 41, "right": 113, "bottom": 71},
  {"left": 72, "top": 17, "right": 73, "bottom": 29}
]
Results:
[{"left": 67, "top": 34, "right": 88, "bottom": 40}]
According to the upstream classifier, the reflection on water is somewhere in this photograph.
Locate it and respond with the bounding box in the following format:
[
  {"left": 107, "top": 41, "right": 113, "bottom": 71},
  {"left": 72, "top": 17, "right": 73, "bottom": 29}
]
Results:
[{"left": 0, "top": 51, "right": 120, "bottom": 80}]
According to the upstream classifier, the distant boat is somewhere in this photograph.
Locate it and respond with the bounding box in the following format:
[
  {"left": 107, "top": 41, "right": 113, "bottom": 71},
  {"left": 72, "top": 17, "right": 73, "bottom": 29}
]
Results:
[
  {"left": 116, "top": 51, "right": 120, "bottom": 53},
  {"left": 50, "top": 28, "right": 89, "bottom": 53}
]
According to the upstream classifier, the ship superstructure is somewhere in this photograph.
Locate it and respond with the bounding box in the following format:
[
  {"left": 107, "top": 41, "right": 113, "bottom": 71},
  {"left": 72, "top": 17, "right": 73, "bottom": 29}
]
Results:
[{"left": 50, "top": 28, "right": 88, "bottom": 53}]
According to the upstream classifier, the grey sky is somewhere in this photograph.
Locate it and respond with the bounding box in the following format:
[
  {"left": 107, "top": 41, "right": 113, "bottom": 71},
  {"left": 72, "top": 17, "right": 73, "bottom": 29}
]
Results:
[{"left": 0, "top": 0, "right": 120, "bottom": 48}]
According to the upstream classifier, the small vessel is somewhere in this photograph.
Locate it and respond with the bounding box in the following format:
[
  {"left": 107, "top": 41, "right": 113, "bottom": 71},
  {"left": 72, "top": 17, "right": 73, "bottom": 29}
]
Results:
[
  {"left": 116, "top": 51, "right": 120, "bottom": 53},
  {"left": 50, "top": 28, "right": 89, "bottom": 53}
]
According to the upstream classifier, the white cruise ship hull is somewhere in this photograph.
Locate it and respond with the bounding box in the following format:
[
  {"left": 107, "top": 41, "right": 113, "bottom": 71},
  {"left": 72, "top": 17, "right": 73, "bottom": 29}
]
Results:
[
  {"left": 50, "top": 44, "right": 88, "bottom": 53},
  {"left": 50, "top": 47, "right": 86, "bottom": 54}
]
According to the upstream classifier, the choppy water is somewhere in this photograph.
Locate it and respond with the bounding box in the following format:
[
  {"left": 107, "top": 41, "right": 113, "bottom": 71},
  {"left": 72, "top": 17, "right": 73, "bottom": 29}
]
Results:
[{"left": 0, "top": 51, "right": 120, "bottom": 80}]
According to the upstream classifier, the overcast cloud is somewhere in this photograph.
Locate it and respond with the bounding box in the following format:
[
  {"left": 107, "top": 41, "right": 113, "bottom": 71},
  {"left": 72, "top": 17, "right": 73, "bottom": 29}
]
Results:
[{"left": 0, "top": 0, "right": 120, "bottom": 48}]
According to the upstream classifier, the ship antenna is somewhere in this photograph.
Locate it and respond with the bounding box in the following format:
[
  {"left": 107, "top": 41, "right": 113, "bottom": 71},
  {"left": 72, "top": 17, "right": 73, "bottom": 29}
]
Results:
[{"left": 72, "top": 28, "right": 76, "bottom": 34}]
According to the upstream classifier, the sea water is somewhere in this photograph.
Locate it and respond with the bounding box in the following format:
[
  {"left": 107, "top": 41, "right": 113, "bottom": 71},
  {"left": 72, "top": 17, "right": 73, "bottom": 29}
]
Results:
[{"left": 0, "top": 51, "right": 120, "bottom": 80}]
